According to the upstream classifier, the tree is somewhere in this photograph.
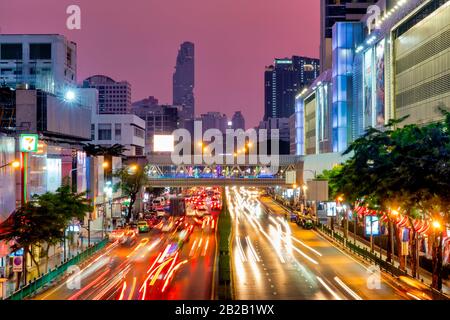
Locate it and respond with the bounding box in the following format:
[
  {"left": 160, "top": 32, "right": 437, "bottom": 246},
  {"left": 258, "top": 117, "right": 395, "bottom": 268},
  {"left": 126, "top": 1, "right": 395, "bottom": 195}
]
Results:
[
  {"left": 0, "top": 184, "right": 92, "bottom": 282},
  {"left": 114, "top": 164, "right": 149, "bottom": 222},
  {"left": 83, "top": 143, "right": 128, "bottom": 157},
  {"left": 316, "top": 165, "right": 343, "bottom": 201},
  {"left": 331, "top": 111, "right": 450, "bottom": 288}
]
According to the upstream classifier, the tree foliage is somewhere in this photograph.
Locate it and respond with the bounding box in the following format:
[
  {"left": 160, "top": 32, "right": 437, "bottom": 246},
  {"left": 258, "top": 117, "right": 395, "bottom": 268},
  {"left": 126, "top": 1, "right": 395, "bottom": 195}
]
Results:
[
  {"left": 113, "top": 164, "right": 149, "bottom": 222},
  {"left": 83, "top": 143, "right": 128, "bottom": 157},
  {"left": 0, "top": 184, "right": 92, "bottom": 276},
  {"left": 330, "top": 110, "right": 450, "bottom": 289}
]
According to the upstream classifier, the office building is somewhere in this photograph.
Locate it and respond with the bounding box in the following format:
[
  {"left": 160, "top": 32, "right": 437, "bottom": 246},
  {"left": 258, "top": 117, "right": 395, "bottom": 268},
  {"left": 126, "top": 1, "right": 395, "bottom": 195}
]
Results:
[
  {"left": 320, "top": 0, "right": 376, "bottom": 72},
  {"left": 90, "top": 113, "right": 145, "bottom": 157},
  {"left": 200, "top": 112, "right": 228, "bottom": 134},
  {"left": 82, "top": 75, "right": 131, "bottom": 114},
  {"left": 173, "top": 42, "right": 195, "bottom": 119},
  {"left": 132, "top": 97, "right": 179, "bottom": 155},
  {"left": 0, "top": 34, "right": 77, "bottom": 95},
  {"left": 231, "top": 111, "right": 245, "bottom": 130},
  {"left": 264, "top": 56, "right": 320, "bottom": 120}
]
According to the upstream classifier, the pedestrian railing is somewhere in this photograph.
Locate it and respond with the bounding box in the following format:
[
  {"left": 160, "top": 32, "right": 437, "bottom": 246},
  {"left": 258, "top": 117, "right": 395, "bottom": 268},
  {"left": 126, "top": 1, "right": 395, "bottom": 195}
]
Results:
[
  {"left": 317, "top": 223, "right": 450, "bottom": 299},
  {"left": 6, "top": 239, "right": 108, "bottom": 300},
  {"left": 318, "top": 223, "right": 408, "bottom": 277}
]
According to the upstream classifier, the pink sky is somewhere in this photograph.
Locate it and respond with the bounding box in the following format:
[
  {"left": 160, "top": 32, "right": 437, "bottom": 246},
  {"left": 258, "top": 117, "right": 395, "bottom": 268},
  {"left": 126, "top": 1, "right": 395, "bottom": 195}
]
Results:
[{"left": 0, "top": 0, "right": 320, "bottom": 127}]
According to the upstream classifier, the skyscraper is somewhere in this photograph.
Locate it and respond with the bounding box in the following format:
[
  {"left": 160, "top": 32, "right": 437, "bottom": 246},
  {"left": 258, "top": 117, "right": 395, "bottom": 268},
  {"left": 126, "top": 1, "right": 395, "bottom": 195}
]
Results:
[
  {"left": 320, "top": 0, "right": 375, "bottom": 72},
  {"left": 173, "top": 42, "right": 195, "bottom": 120},
  {"left": 264, "top": 56, "right": 320, "bottom": 120}
]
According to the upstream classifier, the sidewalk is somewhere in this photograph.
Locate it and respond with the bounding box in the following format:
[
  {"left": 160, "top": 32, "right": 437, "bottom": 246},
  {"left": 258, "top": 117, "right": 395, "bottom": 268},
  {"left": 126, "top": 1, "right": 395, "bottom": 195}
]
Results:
[
  {"left": 332, "top": 226, "right": 450, "bottom": 296},
  {"left": 4, "top": 231, "right": 103, "bottom": 297}
]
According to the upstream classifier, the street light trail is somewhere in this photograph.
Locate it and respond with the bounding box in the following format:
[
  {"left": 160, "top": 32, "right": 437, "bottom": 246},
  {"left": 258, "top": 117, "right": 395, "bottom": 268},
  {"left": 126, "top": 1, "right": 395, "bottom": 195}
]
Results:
[
  {"left": 316, "top": 276, "right": 343, "bottom": 300},
  {"left": 334, "top": 276, "right": 363, "bottom": 300},
  {"left": 245, "top": 236, "right": 260, "bottom": 262},
  {"left": 118, "top": 281, "right": 127, "bottom": 300}
]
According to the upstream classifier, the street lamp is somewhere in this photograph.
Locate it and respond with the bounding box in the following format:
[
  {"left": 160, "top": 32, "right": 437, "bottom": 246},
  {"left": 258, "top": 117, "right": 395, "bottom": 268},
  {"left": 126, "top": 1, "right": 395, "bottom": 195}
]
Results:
[
  {"left": 0, "top": 160, "right": 20, "bottom": 170},
  {"left": 432, "top": 220, "right": 441, "bottom": 230},
  {"left": 103, "top": 182, "right": 113, "bottom": 238}
]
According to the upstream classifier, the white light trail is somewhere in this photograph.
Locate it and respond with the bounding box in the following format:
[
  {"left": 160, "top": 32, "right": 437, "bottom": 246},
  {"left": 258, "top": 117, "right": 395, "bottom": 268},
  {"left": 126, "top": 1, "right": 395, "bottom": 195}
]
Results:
[
  {"left": 316, "top": 276, "right": 342, "bottom": 300},
  {"left": 334, "top": 276, "right": 363, "bottom": 300}
]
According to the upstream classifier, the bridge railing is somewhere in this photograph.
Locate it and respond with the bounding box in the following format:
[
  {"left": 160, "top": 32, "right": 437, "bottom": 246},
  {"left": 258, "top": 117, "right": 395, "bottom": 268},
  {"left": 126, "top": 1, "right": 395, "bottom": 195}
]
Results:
[{"left": 146, "top": 154, "right": 303, "bottom": 166}]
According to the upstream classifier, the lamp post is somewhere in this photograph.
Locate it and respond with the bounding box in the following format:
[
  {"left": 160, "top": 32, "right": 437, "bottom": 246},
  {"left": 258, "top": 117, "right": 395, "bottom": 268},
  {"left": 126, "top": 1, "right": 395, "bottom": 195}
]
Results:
[{"left": 336, "top": 196, "right": 347, "bottom": 240}]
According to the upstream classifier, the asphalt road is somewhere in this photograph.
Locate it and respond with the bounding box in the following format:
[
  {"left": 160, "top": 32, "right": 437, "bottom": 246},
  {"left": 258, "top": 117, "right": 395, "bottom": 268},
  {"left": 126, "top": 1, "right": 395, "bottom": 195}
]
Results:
[
  {"left": 34, "top": 215, "right": 217, "bottom": 300},
  {"left": 229, "top": 187, "right": 411, "bottom": 300}
]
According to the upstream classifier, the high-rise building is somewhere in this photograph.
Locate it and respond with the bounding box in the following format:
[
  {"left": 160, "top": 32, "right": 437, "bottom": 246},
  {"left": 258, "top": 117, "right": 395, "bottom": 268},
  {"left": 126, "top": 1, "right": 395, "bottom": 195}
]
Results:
[
  {"left": 231, "top": 111, "right": 245, "bottom": 130},
  {"left": 132, "top": 97, "right": 180, "bottom": 155},
  {"left": 0, "top": 34, "right": 77, "bottom": 95},
  {"left": 200, "top": 112, "right": 228, "bottom": 134},
  {"left": 173, "top": 42, "right": 195, "bottom": 120},
  {"left": 320, "top": 0, "right": 375, "bottom": 72},
  {"left": 264, "top": 56, "right": 320, "bottom": 120},
  {"left": 82, "top": 75, "right": 131, "bottom": 114}
]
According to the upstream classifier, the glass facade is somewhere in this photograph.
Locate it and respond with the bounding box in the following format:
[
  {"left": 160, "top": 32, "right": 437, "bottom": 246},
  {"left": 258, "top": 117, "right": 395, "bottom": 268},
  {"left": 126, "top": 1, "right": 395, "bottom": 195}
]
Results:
[{"left": 331, "top": 22, "right": 363, "bottom": 152}]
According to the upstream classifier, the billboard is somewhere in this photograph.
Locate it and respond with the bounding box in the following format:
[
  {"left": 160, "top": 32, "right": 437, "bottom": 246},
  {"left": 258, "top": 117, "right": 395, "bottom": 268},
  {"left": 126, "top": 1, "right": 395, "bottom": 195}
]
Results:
[
  {"left": 0, "top": 136, "right": 16, "bottom": 224},
  {"left": 326, "top": 202, "right": 337, "bottom": 217},
  {"left": 154, "top": 135, "right": 174, "bottom": 152},
  {"left": 363, "top": 48, "right": 374, "bottom": 129},
  {"left": 46, "top": 158, "right": 62, "bottom": 192},
  {"left": 365, "top": 216, "right": 380, "bottom": 236},
  {"left": 375, "top": 40, "right": 385, "bottom": 127}
]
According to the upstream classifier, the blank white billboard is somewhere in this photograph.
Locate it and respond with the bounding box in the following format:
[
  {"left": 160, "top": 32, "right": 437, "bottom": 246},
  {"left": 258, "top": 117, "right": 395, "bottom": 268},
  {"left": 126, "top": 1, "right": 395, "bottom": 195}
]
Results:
[{"left": 154, "top": 135, "right": 174, "bottom": 152}]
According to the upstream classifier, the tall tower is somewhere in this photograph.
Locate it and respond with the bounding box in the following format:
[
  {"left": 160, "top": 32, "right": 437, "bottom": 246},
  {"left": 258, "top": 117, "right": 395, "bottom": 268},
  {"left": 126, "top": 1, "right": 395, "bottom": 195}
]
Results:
[
  {"left": 264, "top": 56, "right": 320, "bottom": 120},
  {"left": 320, "top": 0, "right": 375, "bottom": 72},
  {"left": 173, "top": 42, "right": 195, "bottom": 120}
]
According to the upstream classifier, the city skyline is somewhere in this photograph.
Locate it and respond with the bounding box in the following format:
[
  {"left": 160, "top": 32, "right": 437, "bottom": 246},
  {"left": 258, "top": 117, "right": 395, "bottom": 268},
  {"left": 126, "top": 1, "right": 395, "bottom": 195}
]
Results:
[{"left": 0, "top": 0, "right": 320, "bottom": 127}]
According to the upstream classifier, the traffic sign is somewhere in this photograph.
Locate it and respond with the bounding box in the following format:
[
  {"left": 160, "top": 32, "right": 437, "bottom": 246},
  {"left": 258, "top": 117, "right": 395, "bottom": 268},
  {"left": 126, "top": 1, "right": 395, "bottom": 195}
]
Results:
[{"left": 12, "top": 256, "right": 23, "bottom": 272}]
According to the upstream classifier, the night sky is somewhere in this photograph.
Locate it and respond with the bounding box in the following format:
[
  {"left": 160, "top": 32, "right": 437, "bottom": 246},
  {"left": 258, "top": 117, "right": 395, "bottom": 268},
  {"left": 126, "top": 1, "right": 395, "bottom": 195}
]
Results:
[{"left": 0, "top": 0, "right": 320, "bottom": 127}]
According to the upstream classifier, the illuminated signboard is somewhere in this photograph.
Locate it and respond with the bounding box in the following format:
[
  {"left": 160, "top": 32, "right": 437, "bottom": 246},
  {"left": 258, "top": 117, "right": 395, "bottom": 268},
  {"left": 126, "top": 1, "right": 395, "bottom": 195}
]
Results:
[
  {"left": 326, "top": 202, "right": 337, "bottom": 217},
  {"left": 276, "top": 59, "right": 292, "bottom": 64},
  {"left": 153, "top": 135, "right": 174, "bottom": 152},
  {"left": 365, "top": 216, "right": 380, "bottom": 236},
  {"left": 19, "top": 134, "right": 39, "bottom": 152}
]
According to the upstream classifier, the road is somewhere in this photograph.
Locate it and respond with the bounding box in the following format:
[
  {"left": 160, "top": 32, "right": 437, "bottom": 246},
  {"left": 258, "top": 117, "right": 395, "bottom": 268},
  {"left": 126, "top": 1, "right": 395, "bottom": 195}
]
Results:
[
  {"left": 228, "top": 187, "right": 411, "bottom": 300},
  {"left": 34, "top": 215, "right": 217, "bottom": 300}
]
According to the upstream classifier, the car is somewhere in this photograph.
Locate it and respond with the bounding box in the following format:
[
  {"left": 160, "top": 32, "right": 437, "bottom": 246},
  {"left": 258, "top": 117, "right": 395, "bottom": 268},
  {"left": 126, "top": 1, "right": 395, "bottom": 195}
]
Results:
[
  {"left": 298, "top": 218, "right": 314, "bottom": 230},
  {"left": 137, "top": 220, "right": 150, "bottom": 233},
  {"left": 195, "top": 207, "right": 209, "bottom": 217},
  {"left": 121, "top": 230, "right": 137, "bottom": 246},
  {"left": 109, "top": 228, "right": 125, "bottom": 242},
  {"left": 156, "top": 210, "right": 166, "bottom": 217},
  {"left": 161, "top": 218, "right": 175, "bottom": 232},
  {"left": 290, "top": 212, "right": 298, "bottom": 222}
]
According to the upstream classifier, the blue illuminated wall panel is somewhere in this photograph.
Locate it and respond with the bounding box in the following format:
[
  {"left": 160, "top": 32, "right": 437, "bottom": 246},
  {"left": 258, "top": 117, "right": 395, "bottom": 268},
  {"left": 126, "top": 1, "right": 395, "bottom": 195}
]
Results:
[{"left": 331, "top": 22, "right": 363, "bottom": 153}]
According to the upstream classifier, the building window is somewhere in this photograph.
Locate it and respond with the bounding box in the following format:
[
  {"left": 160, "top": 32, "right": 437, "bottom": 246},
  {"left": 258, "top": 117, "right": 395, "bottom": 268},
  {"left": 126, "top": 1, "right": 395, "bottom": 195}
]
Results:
[
  {"left": 0, "top": 43, "right": 22, "bottom": 60},
  {"left": 29, "top": 43, "right": 52, "bottom": 60},
  {"left": 91, "top": 124, "right": 95, "bottom": 140},
  {"left": 135, "top": 146, "right": 144, "bottom": 156},
  {"left": 134, "top": 127, "right": 144, "bottom": 138},
  {"left": 98, "top": 123, "right": 112, "bottom": 140},
  {"left": 115, "top": 123, "right": 121, "bottom": 140}
]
